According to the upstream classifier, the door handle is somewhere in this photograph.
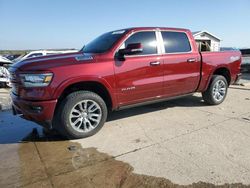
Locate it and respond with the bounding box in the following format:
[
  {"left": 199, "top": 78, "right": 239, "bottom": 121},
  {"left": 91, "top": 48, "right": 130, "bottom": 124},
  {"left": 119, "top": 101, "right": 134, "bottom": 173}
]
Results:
[
  {"left": 187, "top": 58, "right": 196, "bottom": 63},
  {"left": 150, "top": 61, "right": 160, "bottom": 66}
]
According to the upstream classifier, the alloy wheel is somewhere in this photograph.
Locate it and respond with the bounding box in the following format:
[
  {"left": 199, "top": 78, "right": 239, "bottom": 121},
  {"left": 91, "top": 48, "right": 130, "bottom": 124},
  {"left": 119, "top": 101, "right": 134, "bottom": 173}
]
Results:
[
  {"left": 69, "top": 100, "right": 102, "bottom": 133},
  {"left": 212, "top": 80, "right": 226, "bottom": 102}
]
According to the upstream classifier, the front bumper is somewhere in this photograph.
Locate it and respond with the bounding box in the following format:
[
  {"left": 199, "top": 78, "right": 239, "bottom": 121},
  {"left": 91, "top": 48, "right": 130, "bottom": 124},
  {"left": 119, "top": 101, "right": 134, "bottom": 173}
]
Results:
[{"left": 11, "top": 93, "right": 57, "bottom": 129}]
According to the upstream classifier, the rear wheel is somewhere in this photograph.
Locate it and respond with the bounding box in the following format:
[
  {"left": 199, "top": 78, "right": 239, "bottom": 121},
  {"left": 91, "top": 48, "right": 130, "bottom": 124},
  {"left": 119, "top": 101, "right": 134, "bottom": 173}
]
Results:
[
  {"left": 54, "top": 91, "right": 108, "bottom": 139},
  {"left": 202, "top": 75, "right": 228, "bottom": 105}
]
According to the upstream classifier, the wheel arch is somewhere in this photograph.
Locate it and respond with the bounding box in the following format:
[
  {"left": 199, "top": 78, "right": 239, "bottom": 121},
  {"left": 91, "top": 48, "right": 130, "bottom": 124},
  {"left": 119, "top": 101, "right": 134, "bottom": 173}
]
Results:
[
  {"left": 212, "top": 67, "right": 231, "bottom": 85},
  {"left": 53, "top": 77, "right": 116, "bottom": 111},
  {"left": 202, "top": 66, "right": 231, "bottom": 91}
]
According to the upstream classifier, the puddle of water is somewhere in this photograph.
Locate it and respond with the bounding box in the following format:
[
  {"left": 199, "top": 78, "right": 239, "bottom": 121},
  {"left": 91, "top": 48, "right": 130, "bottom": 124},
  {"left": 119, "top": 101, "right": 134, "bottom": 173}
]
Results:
[{"left": 0, "top": 111, "right": 250, "bottom": 187}]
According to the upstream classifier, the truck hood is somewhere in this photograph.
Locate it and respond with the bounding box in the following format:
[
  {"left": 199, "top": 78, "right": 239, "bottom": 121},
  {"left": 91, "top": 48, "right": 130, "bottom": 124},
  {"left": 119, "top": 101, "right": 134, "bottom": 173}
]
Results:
[{"left": 10, "top": 52, "right": 95, "bottom": 71}]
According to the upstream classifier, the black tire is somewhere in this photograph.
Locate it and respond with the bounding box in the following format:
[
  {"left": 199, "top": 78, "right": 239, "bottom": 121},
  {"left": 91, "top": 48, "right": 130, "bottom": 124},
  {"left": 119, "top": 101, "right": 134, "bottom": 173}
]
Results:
[
  {"left": 53, "top": 91, "right": 108, "bottom": 139},
  {"left": 202, "top": 75, "right": 228, "bottom": 105}
]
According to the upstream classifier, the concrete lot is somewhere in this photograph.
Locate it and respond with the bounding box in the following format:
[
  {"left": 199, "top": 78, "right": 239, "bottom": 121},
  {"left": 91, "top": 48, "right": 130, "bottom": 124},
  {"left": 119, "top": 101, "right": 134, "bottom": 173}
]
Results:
[{"left": 0, "top": 77, "right": 250, "bottom": 187}]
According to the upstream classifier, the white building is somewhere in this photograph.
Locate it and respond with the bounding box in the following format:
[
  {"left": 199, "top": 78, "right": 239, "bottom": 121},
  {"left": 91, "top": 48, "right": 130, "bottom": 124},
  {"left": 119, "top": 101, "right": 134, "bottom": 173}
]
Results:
[{"left": 192, "top": 31, "right": 221, "bottom": 52}]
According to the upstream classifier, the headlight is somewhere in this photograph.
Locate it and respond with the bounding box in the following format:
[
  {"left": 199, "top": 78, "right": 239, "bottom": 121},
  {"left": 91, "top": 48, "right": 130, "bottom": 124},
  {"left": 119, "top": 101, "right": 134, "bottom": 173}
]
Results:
[{"left": 20, "top": 73, "right": 53, "bottom": 87}]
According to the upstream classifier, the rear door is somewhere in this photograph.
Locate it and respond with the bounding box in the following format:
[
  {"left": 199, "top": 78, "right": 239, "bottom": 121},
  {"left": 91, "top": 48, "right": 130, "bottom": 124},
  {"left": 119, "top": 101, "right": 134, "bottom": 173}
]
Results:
[
  {"left": 114, "top": 31, "right": 164, "bottom": 106},
  {"left": 160, "top": 31, "right": 201, "bottom": 97}
]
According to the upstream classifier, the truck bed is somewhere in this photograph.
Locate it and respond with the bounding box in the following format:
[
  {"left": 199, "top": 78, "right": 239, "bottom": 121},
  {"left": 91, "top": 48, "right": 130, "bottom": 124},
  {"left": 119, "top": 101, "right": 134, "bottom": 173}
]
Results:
[{"left": 198, "top": 50, "right": 242, "bottom": 91}]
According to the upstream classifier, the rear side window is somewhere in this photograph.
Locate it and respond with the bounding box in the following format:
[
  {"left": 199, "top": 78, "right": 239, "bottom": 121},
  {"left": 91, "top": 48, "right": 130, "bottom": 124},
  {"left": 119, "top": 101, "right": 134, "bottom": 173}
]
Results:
[
  {"left": 124, "top": 31, "right": 157, "bottom": 55},
  {"left": 161, "top": 31, "right": 191, "bottom": 53}
]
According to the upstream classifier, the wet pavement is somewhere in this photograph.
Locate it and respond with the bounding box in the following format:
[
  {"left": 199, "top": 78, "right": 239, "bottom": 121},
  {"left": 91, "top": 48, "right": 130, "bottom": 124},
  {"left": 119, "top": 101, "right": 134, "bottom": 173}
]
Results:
[
  {"left": 1, "top": 111, "right": 250, "bottom": 188},
  {"left": 1, "top": 83, "right": 250, "bottom": 187}
]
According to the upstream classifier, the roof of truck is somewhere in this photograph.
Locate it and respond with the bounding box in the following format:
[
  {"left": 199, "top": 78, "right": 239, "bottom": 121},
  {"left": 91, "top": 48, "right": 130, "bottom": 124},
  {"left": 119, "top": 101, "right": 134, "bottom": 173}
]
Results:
[{"left": 124, "top": 27, "right": 190, "bottom": 32}]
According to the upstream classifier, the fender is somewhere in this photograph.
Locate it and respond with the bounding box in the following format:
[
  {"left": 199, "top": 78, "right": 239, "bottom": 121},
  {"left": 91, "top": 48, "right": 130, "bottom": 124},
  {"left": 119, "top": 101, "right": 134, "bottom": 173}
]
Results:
[
  {"left": 201, "top": 64, "right": 231, "bottom": 92},
  {"left": 52, "top": 75, "right": 117, "bottom": 108}
]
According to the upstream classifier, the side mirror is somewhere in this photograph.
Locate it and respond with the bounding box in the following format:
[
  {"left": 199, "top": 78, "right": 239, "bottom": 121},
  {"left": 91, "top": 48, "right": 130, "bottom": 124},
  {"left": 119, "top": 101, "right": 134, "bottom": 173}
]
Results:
[{"left": 118, "top": 43, "right": 143, "bottom": 56}]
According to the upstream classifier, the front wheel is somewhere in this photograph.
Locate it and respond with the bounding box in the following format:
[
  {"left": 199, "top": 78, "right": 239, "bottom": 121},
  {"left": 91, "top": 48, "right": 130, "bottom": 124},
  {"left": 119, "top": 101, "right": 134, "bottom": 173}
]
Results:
[
  {"left": 54, "top": 91, "right": 108, "bottom": 139},
  {"left": 202, "top": 75, "right": 228, "bottom": 105}
]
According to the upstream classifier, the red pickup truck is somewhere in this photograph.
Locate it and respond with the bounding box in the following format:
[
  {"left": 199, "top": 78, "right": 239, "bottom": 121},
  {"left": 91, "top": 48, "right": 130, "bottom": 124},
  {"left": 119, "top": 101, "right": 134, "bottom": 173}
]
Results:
[{"left": 10, "top": 27, "right": 242, "bottom": 139}]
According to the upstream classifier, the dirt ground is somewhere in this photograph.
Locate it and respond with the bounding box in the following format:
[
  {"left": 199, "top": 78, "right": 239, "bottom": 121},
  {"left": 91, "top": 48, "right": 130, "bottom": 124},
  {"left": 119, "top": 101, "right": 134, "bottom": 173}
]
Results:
[{"left": 0, "top": 75, "right": 250, "bottom": 187}]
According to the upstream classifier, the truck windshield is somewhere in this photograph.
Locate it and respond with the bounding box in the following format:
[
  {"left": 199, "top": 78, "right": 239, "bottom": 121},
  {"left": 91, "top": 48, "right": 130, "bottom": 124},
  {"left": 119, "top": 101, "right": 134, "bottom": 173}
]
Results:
[{"left": 81, "top": 30, "right": 127, "bottom": 53}]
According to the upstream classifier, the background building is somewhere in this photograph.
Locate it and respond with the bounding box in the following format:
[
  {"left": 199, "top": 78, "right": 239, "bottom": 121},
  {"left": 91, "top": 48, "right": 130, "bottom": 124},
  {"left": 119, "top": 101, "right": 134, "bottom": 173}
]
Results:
[{"left": 192, "top": 31, "right": 221, "bottom": 52}]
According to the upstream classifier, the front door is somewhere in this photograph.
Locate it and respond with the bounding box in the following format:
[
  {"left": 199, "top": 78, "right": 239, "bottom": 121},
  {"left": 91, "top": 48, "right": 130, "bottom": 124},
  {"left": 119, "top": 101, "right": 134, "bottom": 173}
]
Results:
[{"left": 114, "top": 31, "right": 164, "bottom": 106}]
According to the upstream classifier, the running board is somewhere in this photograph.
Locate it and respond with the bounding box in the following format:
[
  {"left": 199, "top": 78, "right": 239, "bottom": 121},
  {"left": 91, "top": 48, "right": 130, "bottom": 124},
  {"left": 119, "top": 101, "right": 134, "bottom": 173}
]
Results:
[{"left": 116, "top": 93, "right": 195, "bottom": 111}]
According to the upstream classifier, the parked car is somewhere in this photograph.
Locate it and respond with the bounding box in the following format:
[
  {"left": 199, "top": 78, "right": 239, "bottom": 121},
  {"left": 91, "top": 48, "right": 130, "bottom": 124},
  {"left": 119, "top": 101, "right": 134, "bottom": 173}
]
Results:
[
  {"left": 241, "top": 57, "right": 250, "bottom": 73},
  {"left": 220, "top": 47, "right": 239, "bottom": 51},
  {"left": 13, "top": 50, "right": 78, "bottom": 62},
  {"left": 0, "top": 56, "right": 12, "bottom": 88},
  {"left": 0, "top": 55, "right": 12, "bottom": 64},
  {"left": 240, "top": 49, "right": 250, "bottom": 55},
  {"left": 4, "top": 54, "right": 22, "bottom": 61},
  {"left": 10, "top": 27, "right": 242, "bottom": 139},
  {"left": 240, "top": 49, "right": 250, "bottom": 73}
]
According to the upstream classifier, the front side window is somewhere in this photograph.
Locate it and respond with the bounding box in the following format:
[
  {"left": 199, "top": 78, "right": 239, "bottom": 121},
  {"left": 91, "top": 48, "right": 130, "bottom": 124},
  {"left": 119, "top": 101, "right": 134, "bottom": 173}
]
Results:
[
  {"left": 123, "top": 31, "right": 157, "bottom": 55},
  {"left": 162, "top": 31, "right": 191, "bottom": 53}
]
